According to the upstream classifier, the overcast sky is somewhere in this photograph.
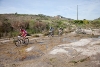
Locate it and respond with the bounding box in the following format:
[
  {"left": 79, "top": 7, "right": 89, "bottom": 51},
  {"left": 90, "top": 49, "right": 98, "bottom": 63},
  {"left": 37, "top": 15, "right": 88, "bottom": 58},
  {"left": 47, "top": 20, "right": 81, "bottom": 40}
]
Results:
[{"left": 0, "top": 0, "right": 100, "bottom": 20}]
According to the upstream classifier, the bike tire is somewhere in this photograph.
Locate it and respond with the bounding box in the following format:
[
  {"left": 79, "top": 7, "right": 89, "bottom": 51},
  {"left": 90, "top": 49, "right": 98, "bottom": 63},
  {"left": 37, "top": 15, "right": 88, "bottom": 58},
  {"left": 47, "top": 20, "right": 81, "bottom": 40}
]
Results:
[
  {"left": 24, "top": 38, "right": 29, "bottom": 45},
  {"left": 15, "top": 40, "right": 21, "bottom": 47}
]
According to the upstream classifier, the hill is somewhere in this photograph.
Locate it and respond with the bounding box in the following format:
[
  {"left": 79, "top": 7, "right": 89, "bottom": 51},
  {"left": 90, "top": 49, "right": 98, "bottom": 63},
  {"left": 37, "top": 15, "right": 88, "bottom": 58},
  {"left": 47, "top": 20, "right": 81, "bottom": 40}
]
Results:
[
  {"left": 0, "top": 14, "right": 73, "bottom": 38},
  {"left": 0, "top": 13, "right": 100, "bottom": 38}
]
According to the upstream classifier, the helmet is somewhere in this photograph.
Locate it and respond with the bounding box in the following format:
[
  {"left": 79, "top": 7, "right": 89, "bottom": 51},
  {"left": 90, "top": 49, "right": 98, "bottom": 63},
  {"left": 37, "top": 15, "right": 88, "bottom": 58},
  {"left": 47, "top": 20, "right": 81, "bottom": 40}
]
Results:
[{"left": 20, "top": 28, "right": 24, "bottom": 31}]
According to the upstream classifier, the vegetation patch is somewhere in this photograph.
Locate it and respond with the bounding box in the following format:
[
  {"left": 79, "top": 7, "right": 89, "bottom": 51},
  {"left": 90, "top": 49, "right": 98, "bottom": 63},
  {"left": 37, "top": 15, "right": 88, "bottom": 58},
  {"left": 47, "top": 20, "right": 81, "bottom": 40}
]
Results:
[
  {"left": 49, "top": 58, "right": 56, "bottom": 62},
  {"left": 79, "top": 57, "right": 89, "bottom": 62},
  {"left": 69, "top": 61, "right": 78, "bottom": 64},
  {"left": 69, "top": 57, "right": 90, "bottom": 64},
  {"left": 0, "top": 14, "right": 100, "bottom": 38}
]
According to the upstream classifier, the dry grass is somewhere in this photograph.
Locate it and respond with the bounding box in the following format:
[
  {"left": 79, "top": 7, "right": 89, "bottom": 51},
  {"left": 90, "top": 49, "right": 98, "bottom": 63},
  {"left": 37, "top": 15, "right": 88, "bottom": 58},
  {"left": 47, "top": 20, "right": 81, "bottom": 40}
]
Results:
[{"left": 69, "top": 57, "right": 90, "bottom": 64}]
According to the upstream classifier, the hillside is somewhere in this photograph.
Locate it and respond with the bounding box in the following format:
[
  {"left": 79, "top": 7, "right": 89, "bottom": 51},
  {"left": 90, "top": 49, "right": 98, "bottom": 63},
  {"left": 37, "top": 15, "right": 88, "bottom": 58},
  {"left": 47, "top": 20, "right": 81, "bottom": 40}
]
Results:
[
  {"left": 0, "top": 14, "right": 73, "bottom": 38},
  {"left": 0, "top": 13, "right": 100, "bottom": 38},
  {"left": 0, "top": 14, "right": 73, "bottom": 22}
]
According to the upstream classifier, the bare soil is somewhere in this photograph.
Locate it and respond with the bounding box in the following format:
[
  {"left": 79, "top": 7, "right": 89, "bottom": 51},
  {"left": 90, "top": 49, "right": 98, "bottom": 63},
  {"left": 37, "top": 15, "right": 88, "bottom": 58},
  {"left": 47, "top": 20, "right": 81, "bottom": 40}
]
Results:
[{"left": 0, "top": 33, "right": 100, "bottom": 67}]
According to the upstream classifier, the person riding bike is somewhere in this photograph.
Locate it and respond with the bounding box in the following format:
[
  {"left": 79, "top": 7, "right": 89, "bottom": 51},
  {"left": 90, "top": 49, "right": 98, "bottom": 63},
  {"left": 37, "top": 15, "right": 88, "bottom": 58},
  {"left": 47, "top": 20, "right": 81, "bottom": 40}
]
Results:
[
  {"left": 58, "top": 27, "right": 63, "bottom": 36},
  {"left": 20, "top": 27, "right": 27, "bottom": 43},
  {"left": 48, "top": 27, "right": 54, "bottom": 37}
]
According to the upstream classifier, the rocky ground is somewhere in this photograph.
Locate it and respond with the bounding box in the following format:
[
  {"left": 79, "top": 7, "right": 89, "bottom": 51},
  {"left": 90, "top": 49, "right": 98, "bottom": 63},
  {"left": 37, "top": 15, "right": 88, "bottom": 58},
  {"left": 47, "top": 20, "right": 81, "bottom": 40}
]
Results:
[{"left": 0, "top": 32, "right": 100, "bottom": 67}]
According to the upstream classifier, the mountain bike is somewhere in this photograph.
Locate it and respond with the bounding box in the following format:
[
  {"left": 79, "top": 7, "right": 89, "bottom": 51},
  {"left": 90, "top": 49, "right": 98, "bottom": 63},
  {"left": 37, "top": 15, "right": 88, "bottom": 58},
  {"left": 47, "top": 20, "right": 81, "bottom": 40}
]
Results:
[
  {"left": 48, "top": 31, "right": 54, "bottom": 37},
  {"left": 58, "top": 29, "right": 63, "bottom": 36},
  {"left": 13, "top": 36, "right": 29, "bottom": 47}
]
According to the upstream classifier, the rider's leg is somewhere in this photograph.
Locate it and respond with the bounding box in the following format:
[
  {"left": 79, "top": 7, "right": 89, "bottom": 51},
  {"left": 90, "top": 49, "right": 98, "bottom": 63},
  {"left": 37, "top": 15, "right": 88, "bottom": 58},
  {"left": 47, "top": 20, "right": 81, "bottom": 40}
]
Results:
[
  {"left": 22, "top": 34, "right": 27, "bottom": 43},
  {"left": 51, "top": 32, "right": 53, "bottom": 37}
]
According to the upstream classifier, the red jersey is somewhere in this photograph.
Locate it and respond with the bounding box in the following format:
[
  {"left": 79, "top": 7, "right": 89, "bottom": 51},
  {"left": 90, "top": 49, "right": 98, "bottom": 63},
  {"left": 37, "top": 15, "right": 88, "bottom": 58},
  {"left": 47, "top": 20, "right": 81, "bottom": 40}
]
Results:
[
  {"left": 20, "top": 29, "right": 27, "bottom": 34},
  {"left": 20, "top": 29, "right": 27, "bottom": 37}
]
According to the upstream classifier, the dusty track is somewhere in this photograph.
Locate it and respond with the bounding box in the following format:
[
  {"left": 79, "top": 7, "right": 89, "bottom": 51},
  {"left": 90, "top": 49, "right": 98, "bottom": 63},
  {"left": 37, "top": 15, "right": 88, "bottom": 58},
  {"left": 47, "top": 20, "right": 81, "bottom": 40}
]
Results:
[{"left": 0, "top": 33, "right": 100, "bottom": 67}]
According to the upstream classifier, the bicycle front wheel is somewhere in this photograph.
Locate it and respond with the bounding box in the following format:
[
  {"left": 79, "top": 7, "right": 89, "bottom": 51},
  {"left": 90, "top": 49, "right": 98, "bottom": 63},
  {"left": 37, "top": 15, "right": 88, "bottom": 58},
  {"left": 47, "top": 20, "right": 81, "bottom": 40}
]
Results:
[
  {"left": 24, "top": 38, "right": 29, "bottom": 45},
  {"left": 15, "top": 40, "right": 21, "bottom": 47}
]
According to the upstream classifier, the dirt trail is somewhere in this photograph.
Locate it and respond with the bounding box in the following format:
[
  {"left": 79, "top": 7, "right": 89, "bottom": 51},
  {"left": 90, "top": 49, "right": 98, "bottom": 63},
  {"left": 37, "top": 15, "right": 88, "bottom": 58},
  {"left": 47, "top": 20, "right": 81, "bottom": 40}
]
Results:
[{"left": 0, "top": 33, "right": 100, "bottom": 67}]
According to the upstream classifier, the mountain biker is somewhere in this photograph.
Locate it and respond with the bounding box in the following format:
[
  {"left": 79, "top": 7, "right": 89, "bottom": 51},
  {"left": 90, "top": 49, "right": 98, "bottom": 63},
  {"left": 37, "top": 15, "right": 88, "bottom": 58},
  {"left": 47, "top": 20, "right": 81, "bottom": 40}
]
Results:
[
  {"left": 20, "top": 27, "right": 27, "bottom": 42},
  {"left": 58, "top": 27, "right": 63, "bottom": 36},
  {"left": 48, "top": 27, "right": 54, "bottom": 37}
]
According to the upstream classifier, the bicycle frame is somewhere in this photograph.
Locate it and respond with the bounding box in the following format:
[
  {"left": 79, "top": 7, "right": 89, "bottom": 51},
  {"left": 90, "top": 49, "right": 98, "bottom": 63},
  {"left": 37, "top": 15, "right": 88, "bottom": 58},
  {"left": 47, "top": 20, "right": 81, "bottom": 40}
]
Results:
[{"left": 14, "top": 36, "right": 29, "bottom": 47}]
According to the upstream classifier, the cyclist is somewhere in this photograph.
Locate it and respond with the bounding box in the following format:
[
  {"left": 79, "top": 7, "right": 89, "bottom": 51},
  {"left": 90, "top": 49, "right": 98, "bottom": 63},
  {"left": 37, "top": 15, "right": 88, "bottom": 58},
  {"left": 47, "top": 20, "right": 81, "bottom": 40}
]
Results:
[
  {"left": 20, "top": 27, "right": 27, "bottom": 43},
  {"left": 58, "top": 27, "right": 63, "bottom": 36},
  {"left": 48, "top": 27, "right": 54, "bottom": 37}
]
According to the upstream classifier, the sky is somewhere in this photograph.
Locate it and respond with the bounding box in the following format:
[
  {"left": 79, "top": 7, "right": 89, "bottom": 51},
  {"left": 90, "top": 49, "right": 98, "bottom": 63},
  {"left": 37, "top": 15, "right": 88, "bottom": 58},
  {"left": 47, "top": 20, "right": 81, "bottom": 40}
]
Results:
[{"left": 0, "top": 0, "right": 100, "bottom": 20}]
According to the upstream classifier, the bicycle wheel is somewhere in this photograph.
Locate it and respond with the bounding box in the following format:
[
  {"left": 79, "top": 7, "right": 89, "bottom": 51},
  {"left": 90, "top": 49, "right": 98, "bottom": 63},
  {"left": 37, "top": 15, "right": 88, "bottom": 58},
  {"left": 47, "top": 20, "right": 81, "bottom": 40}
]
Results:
[
  {"left": 15, "top": 40, "right": 21, "bottom": 47},
  {"left": 48, "top": 32, "right": 53, "bottom": 37},
  {"left": 24, "top": 38, "right": 29, "bottom": 45}
]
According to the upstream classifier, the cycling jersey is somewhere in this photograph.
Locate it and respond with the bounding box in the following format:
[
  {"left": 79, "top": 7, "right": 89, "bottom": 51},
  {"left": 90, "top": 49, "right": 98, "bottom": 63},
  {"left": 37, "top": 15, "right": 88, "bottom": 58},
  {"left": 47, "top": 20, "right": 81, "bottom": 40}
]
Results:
[{"left": 20, "top": 29, "right": 27, "bottom": 37}]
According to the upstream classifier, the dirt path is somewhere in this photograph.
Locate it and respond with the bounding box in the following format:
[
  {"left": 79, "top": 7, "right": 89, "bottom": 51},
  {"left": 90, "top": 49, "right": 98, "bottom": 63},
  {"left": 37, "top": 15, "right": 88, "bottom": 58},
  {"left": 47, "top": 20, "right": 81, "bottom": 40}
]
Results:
[{"left": 0, "top": 33, "right": 100, "bottom": 67}]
